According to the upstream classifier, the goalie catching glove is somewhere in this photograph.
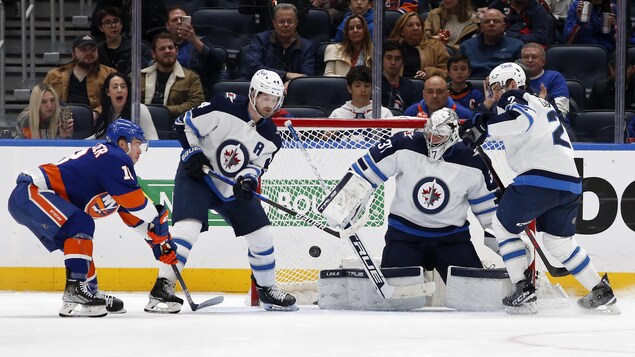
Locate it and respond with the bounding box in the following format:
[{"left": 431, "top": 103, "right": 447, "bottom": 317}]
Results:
[
  {"left": 181, "top": 146, "right": 211, "bottom": 180},
  {"left": 233, "top": 175, "right": 258, "bottom": 201},
  {"left": 146, "top": 205, "right": 178, "bottom": 265},
  {"left": 460, "top": 112, "right": 492, "bottom": 149}
]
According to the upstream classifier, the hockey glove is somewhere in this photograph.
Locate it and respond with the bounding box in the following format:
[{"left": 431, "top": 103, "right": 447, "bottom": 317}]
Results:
[
  {"left": 181, "top": 147, "right": 211, "bottom": 180},
  {"left": 461, "top": 112, "right": 490, "bottom": 149},
  {"left": 233, "top": 175, "right": 258, "bottom": 201},
  {"left": 146, "top": 205, "right": 178, "bottom": 265},
  {"left": 147, "top": 236, "right": 178, "bottom": 265}
]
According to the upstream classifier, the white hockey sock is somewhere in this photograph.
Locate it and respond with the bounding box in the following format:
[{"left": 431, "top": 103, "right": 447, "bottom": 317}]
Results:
[
  {"left": 493, "top": 215, "right": 529, "bottom": 284},
  {"left": 158, "top": 219, "right": 202, "bottom": 282},
  {"left": 245, "top": 226, "right": 276, "bottom": 287},
  {"left": 542, "top": 233, "right": 601, "bottom": 290}
]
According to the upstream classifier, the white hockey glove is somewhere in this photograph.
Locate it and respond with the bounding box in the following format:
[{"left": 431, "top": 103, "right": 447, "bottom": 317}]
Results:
[{"left": 318, "top": 171, "right": 374, "bottom": 229}]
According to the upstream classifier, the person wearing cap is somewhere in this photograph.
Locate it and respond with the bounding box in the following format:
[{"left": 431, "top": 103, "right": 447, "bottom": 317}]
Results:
[
  {"left": 587, "top": 52, "right": 635, "bottom": 111},
  {"left": 43, "top": 34, "right": 117, "bottom": 120}
]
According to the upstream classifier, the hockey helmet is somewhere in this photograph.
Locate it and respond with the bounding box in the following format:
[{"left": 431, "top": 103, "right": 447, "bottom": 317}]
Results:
[
  {"left": 106, "top": 119, "right": 145, "bottom": 144},
  {"left": 249, "top": 69, "right": 285, "bottom": 117},
  {"left": 488, "top": 62, "right": 526, "bottom": 89},
  {"left": 423, "top": 108, "right": 460, "bottom": 161}
]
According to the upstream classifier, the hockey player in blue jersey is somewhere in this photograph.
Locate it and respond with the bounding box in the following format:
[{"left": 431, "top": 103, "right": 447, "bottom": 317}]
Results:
[
  {"left": 340, "top": 108, "right": 499, "bottom": 283},
  {"left": 8, "top": 119, "right": 178, "bottom": 317},
  {"left": 462, "top": 62, "right": 618, "bottom": 314},
  {"left": 145, "top": 69, "right": 298, "bottom": 312}
]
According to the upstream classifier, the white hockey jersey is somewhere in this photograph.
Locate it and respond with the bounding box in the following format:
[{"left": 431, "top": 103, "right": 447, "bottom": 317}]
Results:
[
  {"left": 489, "top": 90, "right": 581, "bottom": 193},
  {"left": 178, "top": 95, "right": 281, "bottom": 198},
  {"left": 351, "top": 131, "right": 498, "bottom": 237}
]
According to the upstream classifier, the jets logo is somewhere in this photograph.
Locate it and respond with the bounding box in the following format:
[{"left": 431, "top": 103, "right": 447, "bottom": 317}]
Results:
[
  {"left": 412, "top": 177, "right": 450, "bottom": 214},
  {"left": 216, "top": 139, "right": 249, "bottom": 176},
  {"left": 85, "top": 192, "right": 120, "bottom": 218}
]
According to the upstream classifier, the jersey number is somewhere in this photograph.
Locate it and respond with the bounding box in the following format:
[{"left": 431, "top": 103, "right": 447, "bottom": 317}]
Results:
[
  {"left": 121, "top": 166, "right": 134, "bottom": 180},
  {"left": 547, "top": 110, "right": 571, "bottom": 149}
]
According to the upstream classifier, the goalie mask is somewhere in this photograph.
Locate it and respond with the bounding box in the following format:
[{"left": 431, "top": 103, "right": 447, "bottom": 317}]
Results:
[
  {"left": 488, "top": 62, "right": 526, "bottom": 89},
  {"left": 249, "top": 69, "right": 285, "bottom": 118},
  {"left": 423, "top": 108, "right": 460, "bottom": 161}
]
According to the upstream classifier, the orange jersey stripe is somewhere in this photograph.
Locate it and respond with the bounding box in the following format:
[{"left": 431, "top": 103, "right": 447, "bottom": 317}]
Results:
[
  {"left": 112, "top": 188, "right": 148, "bottom": 211},
  {"left": 28, "top": 184, "right": 68, "bottom": 227},
  {"left": 39, "top": 163, "right": 69, "bottom": 200},
  {"left": 118, "top": 210, "right": 144, "bottom": 228}
]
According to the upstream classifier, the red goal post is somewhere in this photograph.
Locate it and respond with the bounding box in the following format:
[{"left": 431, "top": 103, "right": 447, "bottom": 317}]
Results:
[{"left": 248, "top": 117, "right": 509, "bottom": 305}]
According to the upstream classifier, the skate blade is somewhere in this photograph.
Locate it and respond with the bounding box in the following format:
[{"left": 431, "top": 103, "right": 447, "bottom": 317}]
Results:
[
  {"left": 144, "top": 299, "right": 181, "bottom": 314},
  {"left": 107, "top": 307, "right": 127, "bottom": 314},
  {"left": 59, "top": 302, "right": 107, "bottom": 317},
  {"left": 579, "top": 298, "right": 621, "bottom": 315},
  {"left": 504, "top": 301, "right": 538, "bottom": 315},
  {"left": 262, "top": 303, "right": 299, "bottom": 312}
]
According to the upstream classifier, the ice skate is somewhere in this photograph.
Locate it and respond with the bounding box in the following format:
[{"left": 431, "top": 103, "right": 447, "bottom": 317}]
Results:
[
  {"left": 59, "top": 279, "right": 107, "bottom": 318},
  {"left": 144, "top": 277, "right": 183, "bottom": 314},
  {"left": 95, "top": 291, "right": 126, "bottom": 314},
  {"left": 577, "top": 274, "right": 620, "bottom": 314},
  {"left": 254, "top": 276, "right": 298, "bottom": 311},
  {"left": 502, "top": 271, "right": 537, "bottom": 315}
]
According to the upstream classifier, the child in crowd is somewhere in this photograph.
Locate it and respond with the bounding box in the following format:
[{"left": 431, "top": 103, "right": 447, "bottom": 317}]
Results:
[{"left": 447, "top": 53, "right": 484, "bottom": 110}]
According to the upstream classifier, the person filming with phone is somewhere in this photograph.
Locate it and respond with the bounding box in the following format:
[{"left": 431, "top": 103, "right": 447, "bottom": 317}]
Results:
[{"left": 16, "top": 83, "right": 74, "bottom": 139}]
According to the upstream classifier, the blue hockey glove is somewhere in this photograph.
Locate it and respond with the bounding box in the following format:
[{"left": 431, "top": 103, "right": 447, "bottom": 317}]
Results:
[
  {"left": 181, "top": 147, "right": 211, "bottom": 180},
  {"left": 146, "top": 236, "right": 178, "bottom": 265},
  {"left": 233, "top": 175, "right": 258, "bottom": 201},
  {"left": 461, "top": 112, "right": 490, "bottom": 149}
]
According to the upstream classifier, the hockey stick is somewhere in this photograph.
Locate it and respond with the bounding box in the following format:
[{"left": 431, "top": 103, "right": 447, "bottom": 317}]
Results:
[
  {"left": 202, "top": 166, "right": 395, "bottom": 298},
  {"left": 475, "top": 145, "right": 569, "bottom": 277},
  {"left": 284, "top": 120, "right": 329, "bottom": 193},
  {"left": 171, "top": 265, "right": 224, "bottom": 311}
]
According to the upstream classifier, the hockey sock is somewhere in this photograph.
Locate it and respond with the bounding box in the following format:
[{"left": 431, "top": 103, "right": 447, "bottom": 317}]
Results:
[
  {"left": 158, "top": 219, "right": 201, "bottom": 281},
  {"left": 542, "top": 234, "right": 601, "bottom": 290},
  {"left": 245, "top": 226, "right": 276, "bottom": 287},
  {"left": 63, "top": 237, "right": 93, "bottom": 280}
]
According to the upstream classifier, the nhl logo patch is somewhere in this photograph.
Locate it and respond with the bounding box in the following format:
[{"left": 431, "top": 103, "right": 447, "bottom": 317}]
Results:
[
  {"left": 216, "top": 139, "right": 249, "bottom": 177},
  {"left": 412, "top": 177, "right": 450, "bottom": 214}
]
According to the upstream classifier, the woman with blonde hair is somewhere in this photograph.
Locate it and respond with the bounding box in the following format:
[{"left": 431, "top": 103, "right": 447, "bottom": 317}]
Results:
[
  {"left": 424, "top": 0, "right": 480, "bottom": 51},
  {"left": 16, "top": 83, "right": 73, "bottom": 139},
  {"left": 389, "top": 12, "right": 449, "bottom": 80},
  {"left": 324, "top": 15, "right": 373, "bottom": 77}
]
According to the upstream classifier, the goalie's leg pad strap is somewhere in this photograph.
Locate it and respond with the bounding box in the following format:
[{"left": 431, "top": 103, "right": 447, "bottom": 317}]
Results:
[
  {"left": 245, "top": 226, "right": 276, "bottom": 287},
  {"left": 158, "top": 219, "right": 202, "bottom": 281},
  {"left": 542, "top": 233, "right": 600, "bottom": 290}
]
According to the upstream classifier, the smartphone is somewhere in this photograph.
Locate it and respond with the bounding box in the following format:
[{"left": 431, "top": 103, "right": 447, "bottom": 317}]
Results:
[
  {"left": 60, "top": 106, "right": 72, "bottom": 128},
  {"left": 181, "top": 15, "right": 191, "bottom": 26}
]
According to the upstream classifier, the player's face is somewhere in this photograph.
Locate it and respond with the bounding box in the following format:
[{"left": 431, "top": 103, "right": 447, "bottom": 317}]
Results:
[
  {"left": 73, "top": 45, "right": 98, "bottom": 68},
  {"left": 349, "top": 80, "right": 371, "bottom": 105},
  {"left": 383, "top": 49, "right": 404, "bottom": 77},
  {"left": 107, "top": 76, "right": 128, "bottom": 110},
  {"left": 125, "top": 138, "right": 144, "bottom": 164},
  {"left": 401, "top": 15, "right": 423, "bottom": 46},
  {"left": 152, "top": 38, "right": 177, "bottom": 68},
  {"left": 423, "top": 77, "right": 449, "bottom": 112},
  {"left": 39, "top": 91, "right": 56, "bottom": 120},
  {"left": 490, "top": 83, "right": 504, "bottom": 100},
  {"left": 255, "top": 92, "right": 280, "bottom": 118},
  {"left": 448, "top": 61, "right": 470, "bottom": 83},
  {"left": 521, "top": 47, "right": 546, "bottom": 76},
  {"left": 347, "top": 18, "right": 365, "bottom": 45}
]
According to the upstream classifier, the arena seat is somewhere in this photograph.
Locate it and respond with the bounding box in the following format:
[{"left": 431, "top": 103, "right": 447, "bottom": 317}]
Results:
[
  {"left": 467, "top": 78, "right": 486, "bottom": 97},
  {"left": 384, "top": 10, "right": 403, "bottom": 39},
  {"left": 389, "top": 107, "right": 404, "bottom": 116},
  {"left": 544, "top": 45, "right": 608, "bottom": 95},
  {"left": 566, "top": 79, "right": 586, "bottom": 113},
  {"left": 298, "top": 8, "right": 332, "bottom": 45},
  {"left": 68, "top": 104, "right": 95, "bottom": 139},
  {"left": 212, "top": 80, "right": 250, "bottom": 97},
  {"left": 315, "top": 42, "right": 333, "bottom": 76},
  {"left": 146, "top": 104, "right": 174, "bottom": 140},
  {"left": 404, "top": 77, "right": 425, "bottom": 97},
  {"left": 191, "top": 8, "right": 257, "bottom": 57},
  {"left": 572, "top": 110, "right": 635, "bottom": 143},
  {"left": 281, "top": 106, "right": 328, "bottom": 118},
  {"left": 284, "top": 76, "right": 350, "bottom": 116}
]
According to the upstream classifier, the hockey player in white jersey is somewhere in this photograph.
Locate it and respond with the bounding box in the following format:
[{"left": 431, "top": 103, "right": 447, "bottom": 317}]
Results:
[
  {"left": 345, "top": 108, "right": 499, "bottom": 283},
  {"left": 462, "top": 62, "right": 618, "bottom": 314},
  {"left": 145, "top": 69, "right": 298, "bottom": 312}
]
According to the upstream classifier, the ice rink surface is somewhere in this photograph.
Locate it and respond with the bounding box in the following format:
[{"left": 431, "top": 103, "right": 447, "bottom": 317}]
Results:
[{"left": 1, "top": 291, "right": 634, "bottom": 357}]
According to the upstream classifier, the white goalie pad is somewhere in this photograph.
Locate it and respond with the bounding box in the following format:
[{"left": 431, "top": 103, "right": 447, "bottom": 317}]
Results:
[
  {"left": 445, "top": 266, "right": 513, "bottom": 311},
  {"left": 318, "top": 171, "right": 374, "bottom": 229},
  {"left": 318, "top": 267, "right": 435, "bottom": 311}
]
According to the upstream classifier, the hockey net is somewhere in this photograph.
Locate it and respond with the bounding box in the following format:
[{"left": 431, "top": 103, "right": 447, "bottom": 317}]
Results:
[{"left": 255, "top": 118, "right": 513, "bottom": 305}]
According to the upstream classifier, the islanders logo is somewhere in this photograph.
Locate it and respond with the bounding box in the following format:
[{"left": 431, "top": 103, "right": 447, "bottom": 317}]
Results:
[
  {"left": 412, "top": 177, "right": 450, "bottom": 214},
  {"left": 216, "top": 139, "right": 249, "bottom": 177},
  {"left": 85, "top": 192, "right": 120, "bottom": 218}
]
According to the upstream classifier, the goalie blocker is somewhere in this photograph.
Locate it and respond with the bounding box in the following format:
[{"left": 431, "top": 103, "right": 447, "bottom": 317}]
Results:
[{"left": 318, "top": 171, "right": 373, "bottom": 229}]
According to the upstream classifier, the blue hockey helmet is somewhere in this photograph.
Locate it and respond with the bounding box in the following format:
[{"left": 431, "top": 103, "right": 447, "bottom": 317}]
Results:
[{"left": 106, "top": 119, "right": 145, "bottom": 144}]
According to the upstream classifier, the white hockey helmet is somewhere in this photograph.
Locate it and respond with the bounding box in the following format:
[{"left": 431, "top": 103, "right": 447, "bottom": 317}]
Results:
[
  {"left": 488, "top": 62, "right": 526, "bottom": 89},
  {"left": 423, "top": 108, "right": 460, "bottom": 161},
  {"left": 249, "top": 69, "right": 285, "bottom": 118}
]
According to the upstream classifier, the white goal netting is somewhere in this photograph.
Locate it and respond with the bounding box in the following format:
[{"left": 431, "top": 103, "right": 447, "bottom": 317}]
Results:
[{"left": 260, "top": 118, "right": 512, "bottom": 304}]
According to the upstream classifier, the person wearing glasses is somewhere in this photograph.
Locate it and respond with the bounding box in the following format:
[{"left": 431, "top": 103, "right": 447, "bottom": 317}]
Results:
[
  {"left": 243, "top": 3, "right": 316, "bottom": 87},
  {"left": 43, "top": 34, "right": 117, "bottom": 121},
  {"left": 95, "top": 7, "right": 135, "bottom": 74}
]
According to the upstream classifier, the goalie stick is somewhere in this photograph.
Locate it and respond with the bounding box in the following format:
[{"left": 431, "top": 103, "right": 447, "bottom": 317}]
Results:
[
  {"left": 172, "top": 265, "right": 224, "bottom": 311},
  {"left": 202, "top": 166, "right": 396, "bottom": 299},
  {"left": 475, "top": 145, "right": 570, "bottom": 277}
]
